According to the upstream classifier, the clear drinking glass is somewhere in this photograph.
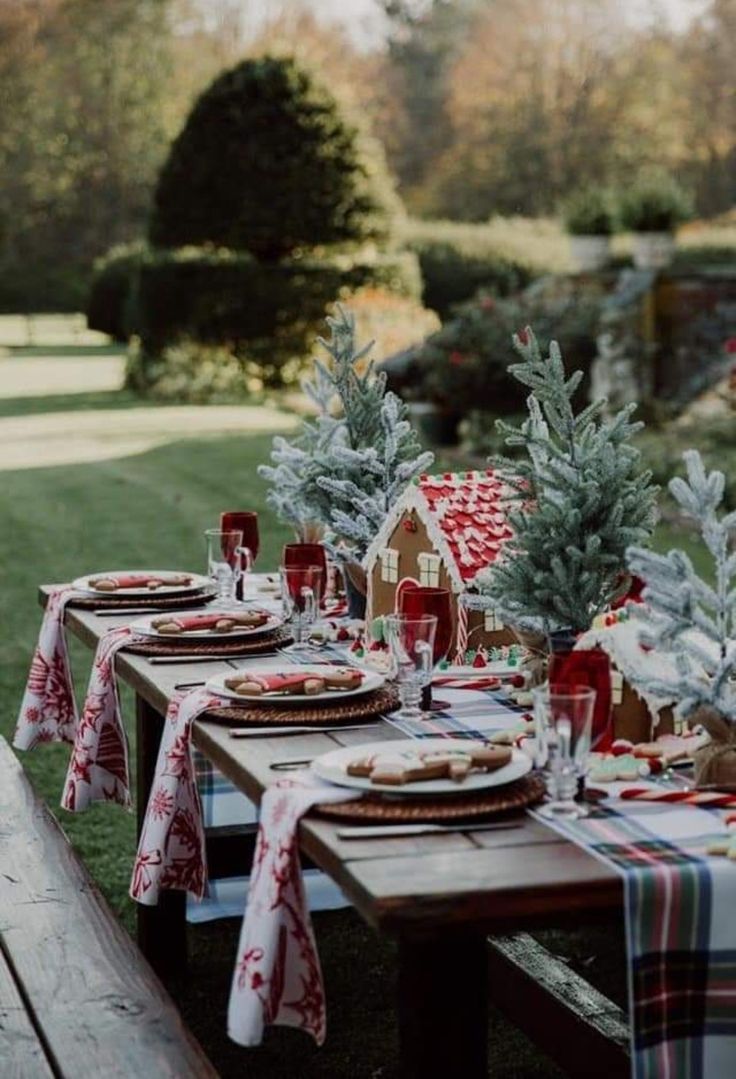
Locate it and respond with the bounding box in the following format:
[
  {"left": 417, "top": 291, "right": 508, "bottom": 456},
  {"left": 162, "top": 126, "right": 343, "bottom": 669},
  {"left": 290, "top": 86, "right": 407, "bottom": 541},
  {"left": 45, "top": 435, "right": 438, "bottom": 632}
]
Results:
[
  {"left": 280, "top": 564, "right": 324, "bottom": 643},
  {"left": 204, "top": 528, "right": 249, "bottom": 607},
  {"left": 533, "top": 683, "right": 596, "bottom": 819},
  {"left": 384, "top": 613, "right": 438, "bottom": 721}
]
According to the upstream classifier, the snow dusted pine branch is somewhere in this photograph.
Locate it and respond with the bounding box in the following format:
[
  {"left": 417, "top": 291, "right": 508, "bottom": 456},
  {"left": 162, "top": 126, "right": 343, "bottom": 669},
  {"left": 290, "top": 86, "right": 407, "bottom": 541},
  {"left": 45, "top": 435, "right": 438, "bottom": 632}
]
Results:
[
  {"left": 259, "top": 305, "right": 433, "bottom": 557},
  {"left": 627, "top": 450, "right": 736, "bottom": 725}
]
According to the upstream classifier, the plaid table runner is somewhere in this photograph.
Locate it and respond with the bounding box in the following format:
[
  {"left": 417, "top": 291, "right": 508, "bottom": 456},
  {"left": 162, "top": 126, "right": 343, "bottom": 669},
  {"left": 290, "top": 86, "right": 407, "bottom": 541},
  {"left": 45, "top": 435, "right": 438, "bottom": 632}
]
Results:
[{"left": 534, "top": 788, "right": 736, "bottom": 1078}]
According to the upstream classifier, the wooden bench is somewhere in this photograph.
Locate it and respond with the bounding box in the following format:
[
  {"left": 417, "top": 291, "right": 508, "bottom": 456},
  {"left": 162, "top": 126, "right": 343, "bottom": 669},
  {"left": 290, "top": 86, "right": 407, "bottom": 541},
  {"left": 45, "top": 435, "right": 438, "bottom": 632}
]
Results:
[
  {"left": 0, "top": 737, "right": 217, "bottom": 1079},
  {"left": 487, "top": 932, "right": 630, "bottom": 1078}
]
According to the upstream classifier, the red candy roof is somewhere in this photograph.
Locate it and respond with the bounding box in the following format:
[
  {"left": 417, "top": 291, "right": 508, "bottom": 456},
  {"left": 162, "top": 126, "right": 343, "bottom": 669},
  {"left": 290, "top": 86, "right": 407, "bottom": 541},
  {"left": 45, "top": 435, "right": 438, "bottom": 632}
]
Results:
[{"left": 417, "top": 470, "right": 512, "bottom": 583}]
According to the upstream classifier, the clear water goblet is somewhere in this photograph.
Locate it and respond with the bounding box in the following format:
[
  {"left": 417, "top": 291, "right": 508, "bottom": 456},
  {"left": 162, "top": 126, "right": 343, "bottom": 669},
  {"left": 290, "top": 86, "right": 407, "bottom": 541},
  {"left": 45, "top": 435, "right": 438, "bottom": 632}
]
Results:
[
  {"left": 204, "top": 528, "right": 249, "bottom": 607},
  {"left": 280, "top": 564, "right": 324, "bottom": 644},
  {"left": 532, "top": 683, "right": 596, "bottom": 819},
  {"left": 384, "top": 613, "right": 438, "bottom": 721}
]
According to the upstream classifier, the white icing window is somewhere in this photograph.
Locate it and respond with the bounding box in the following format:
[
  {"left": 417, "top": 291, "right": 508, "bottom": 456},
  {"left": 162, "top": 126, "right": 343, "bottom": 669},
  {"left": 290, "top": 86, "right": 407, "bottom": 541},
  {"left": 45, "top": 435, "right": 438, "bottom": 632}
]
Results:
[
  {"left": 484, "top": 609, "right": 503, "bottom": 632},
  {"left": 611, "top": 669, "right": 623, "bottom": 705},
  {"left": 417, "top": 552, "right": 441, "bottom": 587},
  {"left": 379, "top": 547, "right": 399, "bottom": 584}
]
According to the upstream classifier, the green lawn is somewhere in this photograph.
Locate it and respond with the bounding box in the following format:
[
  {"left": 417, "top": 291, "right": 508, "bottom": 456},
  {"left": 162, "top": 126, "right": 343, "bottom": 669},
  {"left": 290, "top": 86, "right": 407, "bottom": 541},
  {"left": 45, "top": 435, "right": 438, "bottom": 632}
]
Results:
[{"left": 0, "top": 428, "right": 294, "bottom": 924}]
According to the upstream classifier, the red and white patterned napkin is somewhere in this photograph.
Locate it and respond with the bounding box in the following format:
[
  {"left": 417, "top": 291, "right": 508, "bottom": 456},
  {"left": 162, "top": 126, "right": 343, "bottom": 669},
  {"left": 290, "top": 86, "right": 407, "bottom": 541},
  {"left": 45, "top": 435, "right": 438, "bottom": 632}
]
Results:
[
  {"left": 62, "top": 625, "right": 133, "bottom": 811},
  {"left": 15, "top": 586, "right": 78, "bottom": 750},
  {"left": 130, "top": 685, "right": 359, "bottom": 1044},
  {"left": 228, "top": 776, "right": 358, "bottom": 1047},
  {"left": 15, "top": 587, "right": 134, "bottom": 811},
  {"left": 131, "top": 687, "right": 223, "bottom": 906}
]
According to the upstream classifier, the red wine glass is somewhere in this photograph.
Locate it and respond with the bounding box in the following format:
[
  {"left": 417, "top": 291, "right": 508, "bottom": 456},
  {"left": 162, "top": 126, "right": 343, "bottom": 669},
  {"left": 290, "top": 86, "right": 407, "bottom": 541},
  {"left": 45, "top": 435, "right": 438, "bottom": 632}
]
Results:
[
  {"left": 398, "top": 586, "right": 453, "bottom": 664},
  {"left": 548, "top": 648, "right": 612, "bottom": 751},
  {"left": 220, "top": 512, "right": 259, "bottom": 601},
  {"left": 283, "top": 543, "right": 327, "bottom": 600}
]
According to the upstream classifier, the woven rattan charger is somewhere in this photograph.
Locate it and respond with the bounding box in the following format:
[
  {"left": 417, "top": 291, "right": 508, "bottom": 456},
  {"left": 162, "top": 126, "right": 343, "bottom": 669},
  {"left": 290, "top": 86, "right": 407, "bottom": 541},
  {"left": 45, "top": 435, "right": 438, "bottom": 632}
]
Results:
[
  {"left": 69, "top": 587, "right": 217, "bottom": 611},
  {"left": 124, "top": 625, "right": 294, "bottom": 658},
  {"left": 312, "top": 771, "right": 545, "bottom": 823},
  {"left": 204, "top": 685, "right": 400, "bottom": 727}
]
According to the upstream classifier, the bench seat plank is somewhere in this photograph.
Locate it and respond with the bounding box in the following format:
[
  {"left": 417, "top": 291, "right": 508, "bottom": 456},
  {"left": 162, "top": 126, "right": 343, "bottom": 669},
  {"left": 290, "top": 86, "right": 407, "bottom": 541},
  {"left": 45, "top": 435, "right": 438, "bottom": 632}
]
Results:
[
  {"left": 0, "top": 947, "right": 54, "bottom": 1079},
  {"left": 0, "top": 738, "right": 216, "bottom": 1079}
]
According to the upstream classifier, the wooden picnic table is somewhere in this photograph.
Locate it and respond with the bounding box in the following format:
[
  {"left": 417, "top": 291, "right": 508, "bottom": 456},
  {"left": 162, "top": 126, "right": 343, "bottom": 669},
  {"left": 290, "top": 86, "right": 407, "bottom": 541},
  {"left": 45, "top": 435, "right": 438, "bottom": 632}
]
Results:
[{"left": 41, "top": 586, "right": 625, "bottom": 1078}]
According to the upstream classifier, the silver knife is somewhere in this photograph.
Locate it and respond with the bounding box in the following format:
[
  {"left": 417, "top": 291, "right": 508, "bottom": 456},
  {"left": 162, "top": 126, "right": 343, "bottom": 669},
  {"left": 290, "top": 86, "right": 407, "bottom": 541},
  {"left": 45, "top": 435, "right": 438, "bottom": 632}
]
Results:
[
  {"left": 94, "top": 607, "right": 174, "bottom": 617},
  {"left": 336, "top": 822, "right": 522, "bottom": 839},
  {"left": 148, "top": 653, "right": 277, "bottom": 664},
  {"left": 229, "top": 722, "right": 382, "bottom": 738}
]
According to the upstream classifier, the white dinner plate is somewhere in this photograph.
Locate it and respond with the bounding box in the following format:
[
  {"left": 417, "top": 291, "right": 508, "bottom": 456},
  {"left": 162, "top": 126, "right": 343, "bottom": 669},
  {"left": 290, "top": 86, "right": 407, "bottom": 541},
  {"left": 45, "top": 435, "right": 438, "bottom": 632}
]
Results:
[
  {"left": 130, "top": 608, "right": 282, "bottom": 640},
  {"left": 72, "top": 570, "right": 211, "bottom": 598},
  {"left": 311, "top": 738, "right": 532, "bottom": 796},
  {"left": 206, "top": 665, "right": 385, "bottom": 704}
]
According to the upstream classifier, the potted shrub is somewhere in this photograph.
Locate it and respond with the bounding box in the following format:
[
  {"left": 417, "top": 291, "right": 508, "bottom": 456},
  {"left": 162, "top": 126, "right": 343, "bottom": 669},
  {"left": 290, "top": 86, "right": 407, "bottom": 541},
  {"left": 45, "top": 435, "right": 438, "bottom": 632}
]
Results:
[
  {"left": 562, "top": 187, "right": 617, "bottom": 272},
  {"left": 619, "top": 170, "right": 693, "bottom": 270}
]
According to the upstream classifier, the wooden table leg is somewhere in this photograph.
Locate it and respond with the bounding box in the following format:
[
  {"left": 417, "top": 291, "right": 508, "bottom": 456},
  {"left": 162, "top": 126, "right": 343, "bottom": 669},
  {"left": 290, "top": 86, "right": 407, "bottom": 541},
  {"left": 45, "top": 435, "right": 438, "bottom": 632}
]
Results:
[
  {"left": 397, "top": 929, "right": 488, "bottom": 1079},
  {"left": 135, "top": 694, "right": 188, "bottom": 978}
]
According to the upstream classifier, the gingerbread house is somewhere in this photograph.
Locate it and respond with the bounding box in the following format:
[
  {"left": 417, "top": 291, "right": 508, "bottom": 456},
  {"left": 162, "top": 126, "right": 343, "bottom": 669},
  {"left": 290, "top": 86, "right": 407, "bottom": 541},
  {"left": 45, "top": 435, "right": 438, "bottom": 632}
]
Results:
[
  {"left": 363, "top": 470, "right": 515, "bottom": 661},
  {"left": 575, "top": 614, "right": 677, "bottom": 742}
]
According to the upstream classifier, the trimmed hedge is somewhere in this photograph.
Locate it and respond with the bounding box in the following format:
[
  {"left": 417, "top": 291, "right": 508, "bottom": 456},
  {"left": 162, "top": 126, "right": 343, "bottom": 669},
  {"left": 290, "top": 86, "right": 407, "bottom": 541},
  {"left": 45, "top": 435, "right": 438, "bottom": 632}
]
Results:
[
  {"left": 87, "top": 244, "right": 421, "bottom": 387},
  {"left": 401, "top": 219, "right": 535, "bottom": 317},
  {"left": 87, "top": 242, "right": 146, "bottom": 341}
]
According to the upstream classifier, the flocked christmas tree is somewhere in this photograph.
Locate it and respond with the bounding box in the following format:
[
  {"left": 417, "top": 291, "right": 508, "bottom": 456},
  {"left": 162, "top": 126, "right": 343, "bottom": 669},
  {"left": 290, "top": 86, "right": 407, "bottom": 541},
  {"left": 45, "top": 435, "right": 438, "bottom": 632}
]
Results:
[
  {"left": 626, "top": 450, "right": 736, "bottom": 739},
  {"left": 259, "top": 306, "right": 433, "bottom": 560},
  {"left": 475, "top": 327, "right": 658, "bottom": 633}
]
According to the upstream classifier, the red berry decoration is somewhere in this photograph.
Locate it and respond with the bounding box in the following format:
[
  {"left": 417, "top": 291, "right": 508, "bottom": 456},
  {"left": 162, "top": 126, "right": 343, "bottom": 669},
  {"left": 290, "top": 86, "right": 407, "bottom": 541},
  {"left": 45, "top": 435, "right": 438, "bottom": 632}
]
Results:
[
  {"left": 510, "top": 674, "right": 525, "bottom": 688},
  {"left": 336, "top": 626, "right": 350, "bottom": 641},
  {"left": 472, "top": 650, "right": 487, "bottom": 668},
  {"left": 402, "top": 517, "right": 417, "bottom": 533}
]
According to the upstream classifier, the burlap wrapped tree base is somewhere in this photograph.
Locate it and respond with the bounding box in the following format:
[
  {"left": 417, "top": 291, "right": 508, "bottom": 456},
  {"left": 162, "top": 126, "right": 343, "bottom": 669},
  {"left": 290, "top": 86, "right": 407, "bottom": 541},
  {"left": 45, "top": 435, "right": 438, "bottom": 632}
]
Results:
[{"left": 692, "top": 706, "right": 736, "bottom": 787}]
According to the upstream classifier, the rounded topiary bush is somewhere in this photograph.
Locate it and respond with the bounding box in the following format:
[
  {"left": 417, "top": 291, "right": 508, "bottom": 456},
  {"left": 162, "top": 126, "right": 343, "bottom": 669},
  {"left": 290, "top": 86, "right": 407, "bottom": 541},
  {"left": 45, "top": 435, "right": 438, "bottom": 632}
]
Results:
[{"left": 149, "top": 56, "right": 401, "bottom": 260}]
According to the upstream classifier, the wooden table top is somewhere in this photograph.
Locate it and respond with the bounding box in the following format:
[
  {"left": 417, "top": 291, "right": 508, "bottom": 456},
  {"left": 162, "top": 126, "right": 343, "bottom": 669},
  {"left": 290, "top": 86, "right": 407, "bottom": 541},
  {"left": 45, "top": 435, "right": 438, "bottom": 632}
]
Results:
[{"left": 42, "top": 585, "right": 622, "bottom": 935}]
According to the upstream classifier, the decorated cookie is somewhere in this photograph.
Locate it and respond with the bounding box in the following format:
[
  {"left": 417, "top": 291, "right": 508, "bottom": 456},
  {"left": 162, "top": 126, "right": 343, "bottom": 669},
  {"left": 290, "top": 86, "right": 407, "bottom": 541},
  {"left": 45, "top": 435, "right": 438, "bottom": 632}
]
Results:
[
  {"left": 152, "top": 610, "right": 268, "bottom": 635},
  {"left": 323, "top": 668, "right": 364, "bottom": 692},
  {"left": 225, "top": 672, "right": 326, "bottom": 696},
  {"left": 587, "top": 752, "right": 651, "bottom": 783},
  {"left": 346, "top": 744, "right": 512, "bottom": 786},
  {"left": 89, "top": 573, "right": 192, "bottom": 592}
]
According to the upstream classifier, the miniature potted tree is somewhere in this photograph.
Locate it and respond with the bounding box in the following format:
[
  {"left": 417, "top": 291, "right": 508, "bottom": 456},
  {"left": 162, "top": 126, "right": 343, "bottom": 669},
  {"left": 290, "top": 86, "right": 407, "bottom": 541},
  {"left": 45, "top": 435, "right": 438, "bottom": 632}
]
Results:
[
  {"left": 259, "top": 306, "right": 433, "bottom": 617},
  {"left": 619, "top": 169, "right": 693, "bottom": 270},
  {"left": 474, "top": 327, "right": 658, "bottom": 665},
  {"left": 562, "top": 187, "right": 617, "bottom": 272},
  {"left": 627, "top": 451, "right": 736, "bottom": 786}
]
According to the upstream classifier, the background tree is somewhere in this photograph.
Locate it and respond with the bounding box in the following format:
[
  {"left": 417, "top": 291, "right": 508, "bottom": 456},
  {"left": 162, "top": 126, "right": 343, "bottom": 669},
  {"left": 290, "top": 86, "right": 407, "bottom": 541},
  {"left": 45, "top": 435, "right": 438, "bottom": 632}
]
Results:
[{"left": 0, "top": 0, "right": 172, "bottom": 310}]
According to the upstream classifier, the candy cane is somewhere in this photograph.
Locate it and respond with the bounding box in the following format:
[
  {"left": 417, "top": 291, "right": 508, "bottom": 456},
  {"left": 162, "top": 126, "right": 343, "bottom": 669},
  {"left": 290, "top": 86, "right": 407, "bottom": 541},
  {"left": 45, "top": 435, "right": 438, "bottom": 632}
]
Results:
[
  {"left": 454, "top": 602, "right": 469, "bottom": 664},
  {"left": 433, "top": 674, "right": 501, "bottom": 691},
  {"left": 620, "top": 787, "right": 736, "bottom": 808}
]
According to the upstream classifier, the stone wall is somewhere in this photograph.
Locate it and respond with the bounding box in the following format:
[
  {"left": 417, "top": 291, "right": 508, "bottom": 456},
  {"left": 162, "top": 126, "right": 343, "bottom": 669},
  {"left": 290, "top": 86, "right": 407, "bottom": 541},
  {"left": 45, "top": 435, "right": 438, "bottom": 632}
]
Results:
[{"left": 590, "top": 267, "right": 736, "bottom": 410}]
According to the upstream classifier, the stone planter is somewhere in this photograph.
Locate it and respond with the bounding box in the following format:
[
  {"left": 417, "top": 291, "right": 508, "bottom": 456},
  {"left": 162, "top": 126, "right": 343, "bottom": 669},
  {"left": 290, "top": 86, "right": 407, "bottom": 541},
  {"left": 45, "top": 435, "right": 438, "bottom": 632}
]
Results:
[
  {"left": 631, "top": 231, "right": 676, "bottom": 270},
  {"left": 569, "top": 234, "right": 611, "bottom": 272}
]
